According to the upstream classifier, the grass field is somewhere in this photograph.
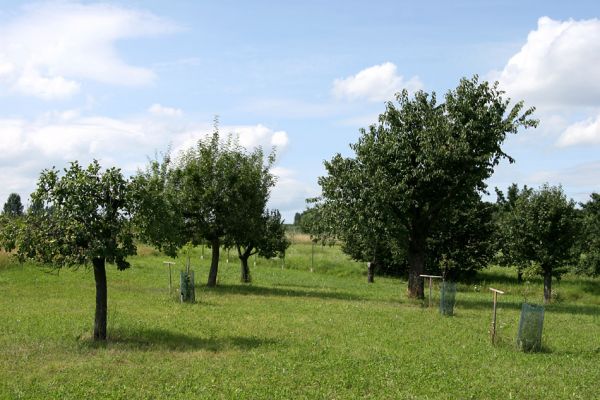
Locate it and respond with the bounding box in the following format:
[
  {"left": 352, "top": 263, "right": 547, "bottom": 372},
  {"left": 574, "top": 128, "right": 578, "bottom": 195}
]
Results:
[{"left": 1, "top": 244, "right": 599, "bottom": 399}]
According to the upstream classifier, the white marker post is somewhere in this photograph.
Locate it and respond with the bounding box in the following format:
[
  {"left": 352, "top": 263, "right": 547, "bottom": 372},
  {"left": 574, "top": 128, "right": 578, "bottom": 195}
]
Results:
[
  {"left": 163, "top": 261, "right": 176, "bottom": 292},
  {"left": 489, "top": 288, "right": 505, "bottom": 345},
  {"left": 420, "top": 274, "right": 443, "bottom": 307}
]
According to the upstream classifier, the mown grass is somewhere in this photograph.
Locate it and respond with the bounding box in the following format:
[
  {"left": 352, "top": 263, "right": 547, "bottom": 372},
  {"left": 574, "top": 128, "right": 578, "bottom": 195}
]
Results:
[{"left": 1, "top": 244, "right": 599, "bottom": 399}]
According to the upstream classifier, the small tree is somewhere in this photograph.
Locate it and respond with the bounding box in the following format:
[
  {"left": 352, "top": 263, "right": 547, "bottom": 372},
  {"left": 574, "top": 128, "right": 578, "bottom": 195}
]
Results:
[
  {"left": 503, "top": 184, "right": 577, "bottom": 303},
  {"left": 3, "top": 193, "right": 24, "bottom": 217},
  {"left": 14, "top": 161, "right": 135, "bottom": 340},
  {"left": 494, "top": 184, "right": 533, "bottom": 283},
  {"left": 229, "top": 210, "right": 289, "bottom": 283}
]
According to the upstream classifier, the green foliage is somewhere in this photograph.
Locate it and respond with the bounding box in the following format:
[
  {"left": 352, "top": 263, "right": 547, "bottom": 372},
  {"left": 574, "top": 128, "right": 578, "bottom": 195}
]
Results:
[
  {"left": 2, "top": 192, "right": 24, "bottom": 217},
  {"left": 130, "top": 153, "right": 185, "bottom": 257},
  {"left": 15, "top": 160, "right": 136, "bottom": 269},
  {"left": 500, "top": 184, "right": 578, "bottom": 302},
  {"left": 427, "top": 195, "right": 495, "bottom": 280},
  {"left": 318, "top": 76, "right": 537, "bottom": 295},
  {"left": 494, "top": 184, "right": 534, "bottom": 276}
]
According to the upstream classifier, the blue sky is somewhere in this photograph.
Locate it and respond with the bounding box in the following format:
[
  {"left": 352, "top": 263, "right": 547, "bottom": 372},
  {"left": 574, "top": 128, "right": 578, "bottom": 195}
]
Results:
[{"left": 1, "top": 1, "right": 599, "bottom": 220}]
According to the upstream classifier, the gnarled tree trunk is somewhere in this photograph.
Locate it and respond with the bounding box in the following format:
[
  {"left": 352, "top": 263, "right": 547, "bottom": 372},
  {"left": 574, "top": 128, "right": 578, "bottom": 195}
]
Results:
[
  {"left": 207, "top": 237, "right": 220, "bottom": 287},
  {"left": 92, "top": 257, "right": 107, "bottom": 341}
]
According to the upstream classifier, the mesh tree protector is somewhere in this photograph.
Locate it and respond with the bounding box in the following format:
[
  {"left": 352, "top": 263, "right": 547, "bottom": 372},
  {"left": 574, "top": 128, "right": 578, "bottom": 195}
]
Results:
[
  {"left": 180, "top": 270, "right": 196, "bottom": 303},
  {"left": 516, "top": 303, "right": 544, "bottom": 351},
  {"left": 439, "top": 281, "right": 457, "bottom": 316}
]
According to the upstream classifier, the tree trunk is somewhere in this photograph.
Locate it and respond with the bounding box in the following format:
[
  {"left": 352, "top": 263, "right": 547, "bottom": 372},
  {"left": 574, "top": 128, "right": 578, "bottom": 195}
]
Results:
[
  {"left": 240, "top": 256, "right": 251, "bottom": 283},
  {"left": 367, "top": 261, "right": 375, "bottom": 283},
  {"left": 517, "top": 269, "right": 523, "bottom": 284},
  {"left": 207, "top": 237, "right": 220, "bottom": 287},
  {"left": 543, "top": 269, "right": 552, "bottom": 304},
  {"left": 407, "top": 235, "right": 426, "bottom": 299},
  {"left": 92, "top": 257, "right": 107, "bottom": 341}
]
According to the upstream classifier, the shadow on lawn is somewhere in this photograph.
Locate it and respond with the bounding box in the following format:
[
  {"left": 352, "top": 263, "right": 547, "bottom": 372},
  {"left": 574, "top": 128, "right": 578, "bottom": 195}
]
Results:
[
  {"left": 82, "top": 328, "right": 278, "bottom": 352},
  {"left": 205, "top": 283, "right": 363, "bottom": 301}
]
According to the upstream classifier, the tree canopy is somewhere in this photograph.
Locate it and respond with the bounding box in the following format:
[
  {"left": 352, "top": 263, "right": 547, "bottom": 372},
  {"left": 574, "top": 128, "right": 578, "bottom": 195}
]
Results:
[
  {"left": 13, "top": 160, "right": 135, "bottom": 340},
  {"left": 318, "top": 76, "right": 537, "bottom": 298},
  {"left": 500, "top": 184, "right": 578, "bottom": 303}
]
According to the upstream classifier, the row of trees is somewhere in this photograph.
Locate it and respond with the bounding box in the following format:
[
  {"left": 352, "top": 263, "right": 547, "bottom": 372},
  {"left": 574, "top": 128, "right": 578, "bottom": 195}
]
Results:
[{"left": 0, "top": 125, "right": 288, "bottom": 340}]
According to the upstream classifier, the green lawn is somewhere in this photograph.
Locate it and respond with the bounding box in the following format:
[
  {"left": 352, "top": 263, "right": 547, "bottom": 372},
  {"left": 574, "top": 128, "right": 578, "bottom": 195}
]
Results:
[{"left": 1, "top": 244, "right": 599, "bottom": 399}]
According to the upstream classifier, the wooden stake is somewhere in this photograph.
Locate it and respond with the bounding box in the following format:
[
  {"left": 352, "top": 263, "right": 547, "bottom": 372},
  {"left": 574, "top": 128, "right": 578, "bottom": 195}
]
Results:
[
  {"left": 163, "top": 261, "right": 175, "bottom": 292},
  {"left": 489, "top": 288, "right": 505, "bottom": 345},
  {"left": 420, "top": 274, "right": 442, "bottom": 307}
]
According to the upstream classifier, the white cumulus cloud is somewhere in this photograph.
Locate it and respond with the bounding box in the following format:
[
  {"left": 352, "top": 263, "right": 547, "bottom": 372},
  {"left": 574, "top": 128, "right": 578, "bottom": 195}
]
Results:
[
  {"left": 557, "top": 114, "right": 600, "bottom": 147},
  {"left": 492, "top": 17, "right": 600, "bottom": 107},
  {"left": 0, "top": 2, "right": 178, "bottom": 99},
  {"left": 148, "top": 104, "right": 183, "bottom": 117},
  {"left": 332, "top": 62, "right": 423, "bottom": 102}
]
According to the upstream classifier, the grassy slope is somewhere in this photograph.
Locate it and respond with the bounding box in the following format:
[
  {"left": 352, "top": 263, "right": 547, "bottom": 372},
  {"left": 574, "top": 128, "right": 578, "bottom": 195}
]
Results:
[{"left": 0, "top": 245, "right": 599, "bottom": 400}]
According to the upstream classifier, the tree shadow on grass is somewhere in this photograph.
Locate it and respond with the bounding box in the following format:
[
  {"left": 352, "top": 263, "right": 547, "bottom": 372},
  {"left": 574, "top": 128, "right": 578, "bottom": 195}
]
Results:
[
  {"left": 204, "top": 283, "right": 363, "bottom": 301},
  {"left": 81, "top": 328, "right": 278, "bottom": 352},
  {"left": 457, "top": 298, "right": 600, "bottom": 317}
]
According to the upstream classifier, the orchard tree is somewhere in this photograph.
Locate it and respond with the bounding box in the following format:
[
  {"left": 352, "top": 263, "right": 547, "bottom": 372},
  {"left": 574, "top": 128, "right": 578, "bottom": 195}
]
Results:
[
  {"left": 503, "top": 184, "right": 578, "bottom": 303},
  {"left": 14, "top": 161, "right": 135, "bottom": 341},
  {"left": 318, "top": 155, "right": 402, "bottom": 283},
  {"left": 228, "top": 210, "right": 289, "bottom": 282},
  {"left": 319, "top": 76, "right": 537, "bottom": 298},
  {"left": 130, "top": 153, "right": 185, "bottom": 257},
  {"left": 219, "top": 145, "right": 286, "bottom": 283},
  {"left": 3, "top": 193, "right": 24, "bottom": 217},
  {"left": 494, "top": 184, "right": 533, "bottom": 283},
  {"left": 172, "top": 125, "right": 277, "bottom": 287}
]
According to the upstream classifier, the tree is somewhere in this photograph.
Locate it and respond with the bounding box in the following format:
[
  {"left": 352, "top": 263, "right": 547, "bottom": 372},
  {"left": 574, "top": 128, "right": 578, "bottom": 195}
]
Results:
[
  {"left": 219, "top": 145, "right": 286, "bottom": 283},
  {"left": 493, "top": 184, "right": 533, "bottom": 283},
  {"left": 13, "top": 161, "right": 135, "bottom": 340},
  {"left": 318, "top": 155, "right": 402, "bottom": 283},
  {"left": 228, "top": 210, "right": 289, "bottom": 282},
  {"left": 3, "top": 193, "right": 24, "bottom": 217},
  {"left": 171, "top": 125, "right": 277, "bottom": 287},
  {"left": 576, "top": 193, "right": 600, "bottom": 276},
  {"left": 502, "top": 185, "right": 578, "bottom": 303},
  {"left": 130, "top": 153, "right": 185, "bottom": 258},
  {"left": 318, "top": 76, "right": 537, "bottom": 298}
]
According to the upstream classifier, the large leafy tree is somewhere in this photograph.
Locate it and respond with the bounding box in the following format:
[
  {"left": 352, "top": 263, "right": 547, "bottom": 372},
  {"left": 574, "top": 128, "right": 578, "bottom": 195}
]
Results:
[
  {"left": 576, "top": 193, "right": 600, "bottom": 276},
  {"left": 171, "top": 126, "right": 277, "bottom": 287},
  {"left": 502, "top": 185, "right": 578, "bottom": 303},
  {"left": 12, "top": 161, "right": 135, "bottom": 341},
  {"left": 319, "top": 76, "right": 537, "bottom": 298},
  {"left": 2, "top": 193, "right": 24, "bottom": 217}
]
